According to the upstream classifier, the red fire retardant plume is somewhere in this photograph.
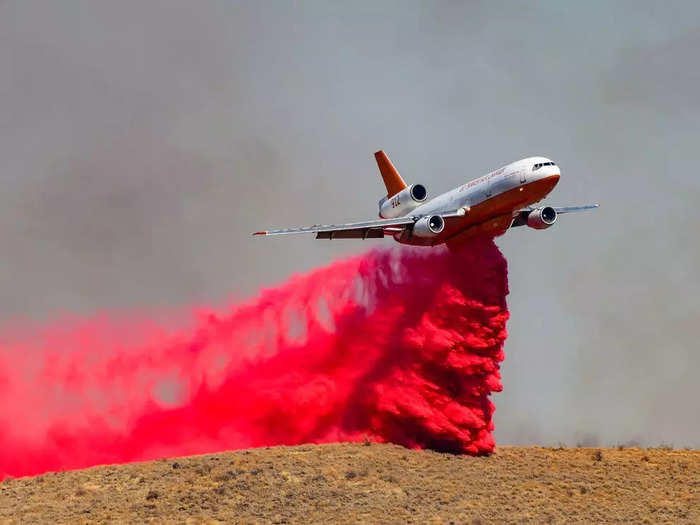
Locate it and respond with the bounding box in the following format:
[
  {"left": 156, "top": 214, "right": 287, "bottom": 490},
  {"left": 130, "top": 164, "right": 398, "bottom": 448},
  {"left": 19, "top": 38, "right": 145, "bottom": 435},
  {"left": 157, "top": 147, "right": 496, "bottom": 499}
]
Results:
[{"left": 0, "top": 237, "right": 509, "bottom": 479}]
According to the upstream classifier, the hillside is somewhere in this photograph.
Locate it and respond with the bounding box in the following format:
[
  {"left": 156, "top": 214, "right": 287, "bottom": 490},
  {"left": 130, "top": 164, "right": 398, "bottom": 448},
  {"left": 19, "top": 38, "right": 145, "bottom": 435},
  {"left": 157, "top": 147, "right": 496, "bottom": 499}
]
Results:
[{"left": 1, "top": 443, "right": 698, "bottom": 524}]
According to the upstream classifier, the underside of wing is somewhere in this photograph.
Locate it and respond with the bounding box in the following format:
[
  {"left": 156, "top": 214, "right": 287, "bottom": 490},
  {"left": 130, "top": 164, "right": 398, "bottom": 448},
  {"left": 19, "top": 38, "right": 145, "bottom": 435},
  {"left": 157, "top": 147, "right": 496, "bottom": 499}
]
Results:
[
  {"left": 253, "top": 216, "right": 417, "bottom": 239},
  {"left": 315, "top": 229, "right": 385, "bottom": 239}
]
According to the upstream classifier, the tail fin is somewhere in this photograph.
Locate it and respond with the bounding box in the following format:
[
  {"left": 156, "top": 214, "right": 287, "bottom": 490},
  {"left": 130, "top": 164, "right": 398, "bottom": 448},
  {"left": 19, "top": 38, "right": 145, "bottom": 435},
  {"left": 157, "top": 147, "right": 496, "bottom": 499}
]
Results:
[{"left": 374, "top": 150, "right": 407, "bottom": 198}]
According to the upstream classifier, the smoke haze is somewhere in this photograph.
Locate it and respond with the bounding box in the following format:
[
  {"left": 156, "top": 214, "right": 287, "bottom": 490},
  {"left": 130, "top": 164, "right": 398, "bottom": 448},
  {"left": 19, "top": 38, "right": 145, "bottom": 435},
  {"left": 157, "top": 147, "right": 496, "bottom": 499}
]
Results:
[{"left": 1, "top": 1, "right": 698, "bottom": 448}]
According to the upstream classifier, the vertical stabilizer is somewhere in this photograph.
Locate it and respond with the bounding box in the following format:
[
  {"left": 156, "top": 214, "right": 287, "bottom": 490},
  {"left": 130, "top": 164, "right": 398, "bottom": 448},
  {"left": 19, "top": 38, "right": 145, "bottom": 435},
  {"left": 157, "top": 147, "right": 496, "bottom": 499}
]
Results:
[{"left": 374, "top": 150, "right": 407, "bottom": 198}]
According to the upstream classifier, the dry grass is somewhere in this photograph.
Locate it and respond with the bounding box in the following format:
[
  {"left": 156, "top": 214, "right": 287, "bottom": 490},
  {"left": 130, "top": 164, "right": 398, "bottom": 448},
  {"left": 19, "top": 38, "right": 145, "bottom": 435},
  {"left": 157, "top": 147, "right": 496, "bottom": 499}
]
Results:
[{"left": 1, "top": 443, "right": 698, "bottom": 524}]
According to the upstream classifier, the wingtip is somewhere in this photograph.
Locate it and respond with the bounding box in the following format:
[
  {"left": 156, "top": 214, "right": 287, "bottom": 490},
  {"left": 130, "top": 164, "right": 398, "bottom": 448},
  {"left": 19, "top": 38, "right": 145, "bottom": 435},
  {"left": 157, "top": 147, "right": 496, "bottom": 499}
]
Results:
[{"left": 252, "top": 231, "right": 267, "bottom": 236}]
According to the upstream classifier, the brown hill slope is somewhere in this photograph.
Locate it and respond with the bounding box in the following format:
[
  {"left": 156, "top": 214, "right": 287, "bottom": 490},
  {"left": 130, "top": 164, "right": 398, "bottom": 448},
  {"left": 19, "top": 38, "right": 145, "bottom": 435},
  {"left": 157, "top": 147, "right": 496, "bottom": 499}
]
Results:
[{"left": 1, "top": 443, "right": 698, "bottom": 524}]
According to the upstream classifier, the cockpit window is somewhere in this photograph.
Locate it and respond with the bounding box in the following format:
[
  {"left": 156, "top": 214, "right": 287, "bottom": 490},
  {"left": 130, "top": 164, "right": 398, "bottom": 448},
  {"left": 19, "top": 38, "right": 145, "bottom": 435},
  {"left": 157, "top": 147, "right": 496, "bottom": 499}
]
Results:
[{"left": 533, "top": 161, "right": 556, "bottom": 171}]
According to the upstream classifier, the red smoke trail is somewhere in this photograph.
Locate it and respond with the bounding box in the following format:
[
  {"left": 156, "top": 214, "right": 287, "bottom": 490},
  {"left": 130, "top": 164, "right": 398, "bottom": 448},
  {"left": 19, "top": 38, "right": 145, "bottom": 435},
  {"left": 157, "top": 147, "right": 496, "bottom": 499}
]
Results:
[{"left": 0, "top": 237, "right": 508, "bottom": 479}]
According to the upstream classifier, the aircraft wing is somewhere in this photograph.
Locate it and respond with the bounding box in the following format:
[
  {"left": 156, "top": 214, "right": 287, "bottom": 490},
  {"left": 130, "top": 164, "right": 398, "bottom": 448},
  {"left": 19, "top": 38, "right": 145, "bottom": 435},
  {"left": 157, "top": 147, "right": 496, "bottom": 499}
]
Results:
[
  {"left": 253, "top": 207, "right": 471, "bottom": 240},
  {"left": 551, "top": 205, "right": 600, "bottom": 214},
  {"left": 252, "top": 216, "right": 418, "bottom": 239},
  {"left": 511, "top": 204, "right": 599, "bottom": 227}
]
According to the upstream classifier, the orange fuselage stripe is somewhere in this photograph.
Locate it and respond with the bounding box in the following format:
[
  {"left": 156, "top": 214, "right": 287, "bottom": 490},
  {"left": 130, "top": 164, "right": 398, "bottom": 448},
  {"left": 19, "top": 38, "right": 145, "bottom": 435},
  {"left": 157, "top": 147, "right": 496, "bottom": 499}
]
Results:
[{"left": 396, "top": 175, "right": 560, "bottom": 245}]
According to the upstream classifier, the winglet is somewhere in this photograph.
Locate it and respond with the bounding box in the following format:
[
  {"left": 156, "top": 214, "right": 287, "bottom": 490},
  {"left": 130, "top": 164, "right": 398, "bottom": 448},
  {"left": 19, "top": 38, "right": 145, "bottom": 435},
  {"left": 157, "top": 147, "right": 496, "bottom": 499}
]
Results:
[
  {"left": 374, "top": 150, "right": 407, "bottom": 198},
  {"left": 252, "top": 231, "right": 267, "bottom": 236}
]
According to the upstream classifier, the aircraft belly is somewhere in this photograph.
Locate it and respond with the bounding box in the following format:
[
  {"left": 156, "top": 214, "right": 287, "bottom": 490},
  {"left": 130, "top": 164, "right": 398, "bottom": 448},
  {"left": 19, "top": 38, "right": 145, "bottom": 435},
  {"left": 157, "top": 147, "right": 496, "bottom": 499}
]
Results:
[
  {"left": 471, "top": 175, "right": 558, "bottom": 218},
  {"left": 445, "top": 175, "right": 560, "bottom": 241}
]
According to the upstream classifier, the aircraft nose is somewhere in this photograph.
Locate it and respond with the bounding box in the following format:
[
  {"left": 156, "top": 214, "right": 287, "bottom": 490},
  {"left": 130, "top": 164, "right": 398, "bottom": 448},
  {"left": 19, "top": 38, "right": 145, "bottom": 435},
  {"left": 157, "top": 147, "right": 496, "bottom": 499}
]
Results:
[
  {"left": 548, "top": 172, "right": 561, "bottom": 188},
  {"left": 542, "top": 166, "right": 560, "bottom": 180},
  {"left": 536, "top": 167, "right": 560, "bottom": 186}
]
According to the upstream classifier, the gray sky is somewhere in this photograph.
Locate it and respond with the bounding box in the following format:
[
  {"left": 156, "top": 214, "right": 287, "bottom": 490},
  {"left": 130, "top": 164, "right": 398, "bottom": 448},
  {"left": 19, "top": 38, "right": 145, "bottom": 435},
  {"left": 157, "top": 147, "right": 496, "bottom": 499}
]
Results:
[{"left": 2, "top": 1, "right": 699, "bottom": 447}]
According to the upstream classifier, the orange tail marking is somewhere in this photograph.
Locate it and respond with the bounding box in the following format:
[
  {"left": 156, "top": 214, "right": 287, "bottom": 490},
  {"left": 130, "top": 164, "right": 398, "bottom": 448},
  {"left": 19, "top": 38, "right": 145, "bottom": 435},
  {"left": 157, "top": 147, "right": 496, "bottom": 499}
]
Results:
[{"left": 374, "top": 150, "right": 407, "bottom": 198}]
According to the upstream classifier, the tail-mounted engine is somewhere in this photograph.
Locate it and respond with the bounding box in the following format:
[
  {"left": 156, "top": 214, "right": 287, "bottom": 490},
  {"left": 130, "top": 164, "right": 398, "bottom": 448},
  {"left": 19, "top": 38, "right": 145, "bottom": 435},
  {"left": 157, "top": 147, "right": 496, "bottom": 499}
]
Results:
[
  {"left": 526, "top": 206, "right": 557, "bottom": 229},
  {"left": 378, "top": 184, "right": 427, "bottom": 219}
]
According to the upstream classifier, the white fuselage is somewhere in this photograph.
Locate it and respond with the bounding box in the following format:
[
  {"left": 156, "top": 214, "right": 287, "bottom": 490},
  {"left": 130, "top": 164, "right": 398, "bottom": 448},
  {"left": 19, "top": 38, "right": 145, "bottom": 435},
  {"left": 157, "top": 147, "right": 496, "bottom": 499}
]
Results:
[
  {"left": 392, "top": 156, "right": 561, "bottom": 245},
  {"left": 413, "top": 157, "right": 559, "bottom": 216}
]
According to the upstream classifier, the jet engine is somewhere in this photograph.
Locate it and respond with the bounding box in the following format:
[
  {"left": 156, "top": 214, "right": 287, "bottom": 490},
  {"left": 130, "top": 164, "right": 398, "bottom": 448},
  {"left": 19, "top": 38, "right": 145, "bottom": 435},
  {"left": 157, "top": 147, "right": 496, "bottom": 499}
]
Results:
[
  {"left": 412, "top": 215, "right": 445, "bottom": 237},
  {"left": 526, "top": 206, "right": 557, "bottom": 229},
  {"left": 379, "top": 184, "right": 428, "bottom": 219}
]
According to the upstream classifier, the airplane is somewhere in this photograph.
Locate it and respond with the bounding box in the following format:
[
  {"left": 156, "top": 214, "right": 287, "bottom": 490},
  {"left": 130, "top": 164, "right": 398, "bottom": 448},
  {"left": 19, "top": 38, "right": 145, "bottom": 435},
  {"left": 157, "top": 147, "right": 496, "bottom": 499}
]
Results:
[{"left": 253, "top": 150, "right": 598, "bottom": 247}]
